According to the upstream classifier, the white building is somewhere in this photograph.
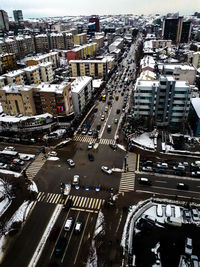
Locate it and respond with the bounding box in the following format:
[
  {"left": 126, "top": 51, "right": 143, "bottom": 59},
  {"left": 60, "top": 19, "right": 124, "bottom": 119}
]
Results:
[
  {"left": 71, "top": 76, "right": 93, "bottom": 114},
  {"left": 39, "top": 62, "right": 54, "bottom": 83},
  {"left": 109, "top": 38, "right": 123, "bottom": 53},
  {"left": 134, "top": 76, "right": 191, "bottom": 128},
  {"left": 193, "top": 52, "right": 200, "bottom": 68}
]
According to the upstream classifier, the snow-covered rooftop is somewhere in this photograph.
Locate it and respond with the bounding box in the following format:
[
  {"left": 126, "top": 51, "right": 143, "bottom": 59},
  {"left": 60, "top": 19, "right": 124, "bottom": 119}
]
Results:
[
  {"left": 0, "top": 84, "right": 32, "bottom": 93},
  {"left": 24, "top": 65, "right": 39, "bottom": 72},
  {"left": 191, "top": 98, "right": 200, "bottom": 118},
  {"left": 0, "top": 113, "right": 53, "bottom": 123},
  {"left": 93, "top": 79, "right": 103, "bottom": 88},
  {"left": 36, "top": 82, "right": 70, "bottom": 94},
  {"left": 71, "top": 76, "right": 92, "bottom": 93},
  {"left": 4, "top": 69, "right": 24, "bottom": 78},
  {"left": 39, "top": 62, "right": 53, "bottom": 68}
]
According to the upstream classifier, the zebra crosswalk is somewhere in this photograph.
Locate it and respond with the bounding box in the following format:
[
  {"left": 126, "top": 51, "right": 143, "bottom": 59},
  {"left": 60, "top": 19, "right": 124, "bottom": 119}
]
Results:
[
  {"left": 26, "top": 153, "right": 47, "bottom": 180},
  {"left": 36, "top": 192, "right": 105, "bottom": 211},
  {"left": 72, "top": 135, "right": 115, "bottom": 145},
  {"left": 119, "top": 171, "right": 135, "bottom": 193}
]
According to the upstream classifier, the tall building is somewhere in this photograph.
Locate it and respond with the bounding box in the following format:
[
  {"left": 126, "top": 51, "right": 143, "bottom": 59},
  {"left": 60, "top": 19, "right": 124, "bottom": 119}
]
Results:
[
  {"left": 13, "top": 10, "right": 23, "bottom": 27},
  {"left": 180, "top": 21, "right": 192, "bottom": 43},
  {"left": 73, "top": 33, "right": 87, "bottom": 45},
  {"left": 134, "top": 76, "right": 191, "bottom": 128},
  {"left": 89, "top": 15, "right": 100, "bottom": 32},
  {"left": 0, "top": 10, "right": 9, "bottom": 32}
]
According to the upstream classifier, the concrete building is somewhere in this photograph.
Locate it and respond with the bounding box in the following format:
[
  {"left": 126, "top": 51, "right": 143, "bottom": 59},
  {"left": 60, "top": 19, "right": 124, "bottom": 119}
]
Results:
[
  {"left": 4, "top": 69, "right": 26, "bottom": 85},
  {"left": 0, "top": 53, "right": 17, "bottom": 74},
  {"left": 24, "top": 65, "right": 41, "bottom": 85},
  {"left": 161, "top": 64, "right": 196, "bottom": 85},
  {"left": 151, "top": 39, "right": 172, "bottom": 49},
  {"left": 109, "top": 38, "right": 123, "bottom": 53},
  {"left": 134, "top": 76, "right": 191, "bottom": 128},
  {"left": 189, "top": 98, "right": 200, "bottom": 137},
  {"left": 4, "top": 38, "right": 18, "bottom": 57},
  {"left": 0, "top": 10, "right": 9, "bottom": 32},
  {"left": 0, "top": 77, "right": 5, "bottom": 88},
  {"left": 26, "top": 52, "right": 59, "bottom": 68},
  {"left": 0, "top": 84, "right": 36, "bottom": 116},
  {"left": 192, "top": 52, "right": 200, "bottom": 68},
  {"left": 13, "top": 10, "right": 23, "bottom": 27},
  {"left": 34, "top": 34, "right": 50, "bottom": 53},
  {"left": 73, "top": 33, "right": 87, "bottom": 45},
  {"left": 49, "top": 33, "right": 65, "bottom": 50},
  {"left": 63, "top": 32, "right": 74, "bottom": 50},
  {"left": 39, "top": 62, "right": 54, "bottom": 83},
  {"left": 71, "top": 76, "right": 93, "bottom": 114},
  {"left": 89, "top": 15, "right": 100, "bottom": 32},
  {"left": 92, "top": 36, "right": 104, "bottom": 49},
  {"left": 33, "top": 82, "right": 72, "bottom": 116}
]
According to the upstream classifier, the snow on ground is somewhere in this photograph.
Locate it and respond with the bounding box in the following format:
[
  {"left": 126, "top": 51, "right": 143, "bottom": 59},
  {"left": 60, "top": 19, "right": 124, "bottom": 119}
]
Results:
[
  {"left": 47, "top": 156, "right": 59, "bottom": 161},
  {"left": 19, "top": 153, "right": 35, "bottom": 159},
  {"left": 0, "top": 179, "right": 12, "bottom": 216},
  {"left": 0, "top": 169, "right": 21, "bottom": 178},
  {"left": 94, "top": 211, "right": 105, "bottom": 238},
  {"left": 29, "top": 181, "right": 38, "bottom": 193},
  {"left": 117, "top": 144, "right": 126, "bottom": 151},
  {"left": 112, "top": 168, "right": 123, "bottom": 172},
  {"left": 6, "top": 201, "right": 34, "bottom": 231},
  {"left": 86, "top": 240, "right": 98, "bottom": 267},
  {"left": 132, "top": 132, "right": 155, "bottom": 150}
]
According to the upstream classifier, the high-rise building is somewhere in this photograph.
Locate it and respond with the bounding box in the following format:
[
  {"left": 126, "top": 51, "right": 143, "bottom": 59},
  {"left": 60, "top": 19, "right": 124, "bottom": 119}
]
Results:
[
  {"left": 13, "top": 10, "right": 24, "bottom": 27},
  {"left": 89, "top": 15, "right": 100, "bottom": 32},
  {"left": 0, "top": 10, "right": 9, "bottom": 32},
  {"left": 162, "top": 17, "right": 191, "bottom": 44}
]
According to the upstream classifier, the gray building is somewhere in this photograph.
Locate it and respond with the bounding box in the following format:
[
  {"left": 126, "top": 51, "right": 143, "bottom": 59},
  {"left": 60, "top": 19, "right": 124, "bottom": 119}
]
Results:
[
  {"left": 0, "top": 10, "right": 9, "bottom": 32},
  {"left": 13, "top": 10, "right": 23, "bottom": 27},
  {"left": 134, "top": 76, "right": 191, "bottom": 128}
]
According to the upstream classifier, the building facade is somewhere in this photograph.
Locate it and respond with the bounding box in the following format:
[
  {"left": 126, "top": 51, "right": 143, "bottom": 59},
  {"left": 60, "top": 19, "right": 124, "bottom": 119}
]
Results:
[
  {"left": 0, "top": 10, "right": 9, "bottom": 32},
  {"left": 0, "top": 53, "right": 17, "bottom": 74},
  {"left": 73, "top": 33, "right": 87, "bottom": 45}
]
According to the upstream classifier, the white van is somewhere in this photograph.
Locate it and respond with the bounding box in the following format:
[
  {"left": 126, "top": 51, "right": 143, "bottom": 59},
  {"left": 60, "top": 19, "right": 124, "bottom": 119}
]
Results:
[
  {"left": 165, "top": 205, "right": 172, "bottom": 217},
  {"left": 156, "top": 204, "right": 163, "bottom": 217},
  {"left": 64, "top": 217, "right": 73, "bottom": 231}
]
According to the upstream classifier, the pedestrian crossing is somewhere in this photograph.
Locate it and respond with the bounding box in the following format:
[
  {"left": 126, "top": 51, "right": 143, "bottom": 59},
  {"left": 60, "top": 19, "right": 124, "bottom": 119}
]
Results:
[
  {"left": 72, "top": 135, "right": 115, "bottom": 145},
  {"left": 36, "top": 192, "right": 105, "bottom": 211},
  {"left": 118, "top": 152, "right": 137, "bottom": 193},
  {"left": 119, "top": 171, "right": 135, "bottom": 193},
  {"left": 26, "top": 153, "right": 47, "bottom": 180}
]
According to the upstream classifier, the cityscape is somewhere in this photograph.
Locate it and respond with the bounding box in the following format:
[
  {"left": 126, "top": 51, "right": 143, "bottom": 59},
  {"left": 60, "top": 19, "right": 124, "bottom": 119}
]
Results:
[{"left": 0, "top": 3, "right": 200, "bottom": 267}]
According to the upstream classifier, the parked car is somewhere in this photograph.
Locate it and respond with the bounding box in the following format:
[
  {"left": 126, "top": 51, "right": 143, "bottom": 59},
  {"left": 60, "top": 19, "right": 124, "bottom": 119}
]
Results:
[
  {"left": 5, "top": 146, "right": 15, "bottom": 151},
  {"left": 191, "top": 255, "right": 199, "bottom": 267},
  {"left": 19, "top": 155, "right": 31, "bottom": 161},
  {"left": 88, "top": 129, "right": 93, "bottom": 136},
  {"left": 88, "top": 153, "right": 94, "bottom": 161},
  {"left": 185, "top": 238, "right": 193, "bottom": 255},
  {"left": 192, "top": 209, "right": 199, "bottom": 221},
  {"left": 142, "top": 166, "right": 153, "bottom": 172},
  {"left": 156, "top": 162, "right": 168, "bottom": 169},
  {"left": 0, "top": 163, "right": 7, "bottom": 169},
  {"left": 82, "top": 128, "right": 88, "bottom": 135},
  {"left": 138, "top": 177, "right": 152, "bottom": 186},
  {"left": 88, "top": 142, "right": 93, "bottom": 149},
  {"left": 184, "top": 209, "right": 192, "bottom": 221},
  {"left": 48, "top": 151, "right": 57, "bottom": 157},
  {"left": 9, "top": 164, "right": 21, "bottom": 172},
  {"left": 101, "top": 166, "right": 112, "bottom": 174},
  {"left": 109, "top": 144, "right": 117, "bottom": 150},
  {"left": 67, "top": 159, "right": 75, "bottom": 167},
  {"left": 116, "top": 109, "right": 120, "bottom": 114},
  {"left": 13, "top": 159, "right": 24, "bottom": 166},
  {"left": 155, "top": 168, "right": 166, "bottom": 174}
]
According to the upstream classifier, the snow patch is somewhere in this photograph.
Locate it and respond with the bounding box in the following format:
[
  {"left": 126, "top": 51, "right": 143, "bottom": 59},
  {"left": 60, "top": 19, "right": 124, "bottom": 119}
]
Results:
[
  {"left": 47, "top": 156, "right": 59, "bottom": 161},
  {"left": 0, "top": 169, "right": 21, "bottom": 177},
  {"left": 29, "top": 181, "right": 38, "bottom": 193},
  {"left": 117, "top": 144, "right": 126, "bottom": 151},
  {"left": 131, "top": 132, "right": 155, "bottom": 150},
  {"left": 94, "top": 211, "right": 105, "bottom": 238}
]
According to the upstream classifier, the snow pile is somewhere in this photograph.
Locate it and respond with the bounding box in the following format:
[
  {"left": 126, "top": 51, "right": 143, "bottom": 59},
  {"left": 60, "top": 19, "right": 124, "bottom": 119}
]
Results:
[
  {"left": 47, "top": 157, "right": 59, "bottom": 161},
  {"left": 0, "top": 179, "right": 12, "bottom": 217},
  {"left": 0, "top": 169, "right": 21, "bottom": 178},
  {"left": 112, "top": 168, "right": 123, "bottom": 172},
  {"left": 94, "top": 211, "right": 105, "bottom": 238},
  {"left": 29, "top": 181, "right": 38, "bottom": 193},
  {"left": 6, "top": 201, "right": 34, "bottom": 231},
  {"left": 131, "top": 132, "right": 155, "bottom": 150},
  {"left": 117, "top": 144, "right": 126, "bottom": 151},
  {"left": 86, "top": 240, "right": 98, "bottom": 267}
]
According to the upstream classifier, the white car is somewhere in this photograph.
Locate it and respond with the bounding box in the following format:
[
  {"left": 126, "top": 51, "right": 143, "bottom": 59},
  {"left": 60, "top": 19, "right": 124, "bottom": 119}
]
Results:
[
  {"left": 19, "top": 155, "right": 31, "bottom": 161},
  {"left": 101, "top": 115, "right": 105, "bottom": 121},
  {"left": 72, "top": 175, "right": 80, "bottom": 185},
  {"left": 88, "top": 142, "right": 93, "bottom": 149},
  {"left": 13, "top": 159, "right": 24, "bottom": 165},
  {"left": 0, "top": 163, "right": 7, "bottom": 169},
  {"left": 5, "top": 146, "right": 15, "bottom": 151},
  {"left": 142, "top": 166, "right": 153, "bottom": 172},
  {"left": 101, "top": 166, "right": 112, "bottom": 174},
  {"left": 185, "top": 238, "right": 193, "bottom": 255},
  {"left": 48, "top": 151, "right": 57, "bottom": 157},
  {"left": 88, "top": 129, "right": 93, "bottom": 136},
  {"left": 67, "top": 159, "right": 75, "bottom": 167}
]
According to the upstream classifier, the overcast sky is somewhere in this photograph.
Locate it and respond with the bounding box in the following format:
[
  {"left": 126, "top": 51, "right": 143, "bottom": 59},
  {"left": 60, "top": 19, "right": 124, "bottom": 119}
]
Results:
[{"left": 0, "top": 0, "right": 199, "bottom": 18}]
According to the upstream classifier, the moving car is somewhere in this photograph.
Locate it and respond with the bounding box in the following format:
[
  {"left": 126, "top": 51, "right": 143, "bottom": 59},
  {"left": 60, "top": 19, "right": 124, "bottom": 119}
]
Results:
[
  {"left": 101, "top": 115, "right": 105, "bottom": 121},
  {"left": 107, "top": 125, "right": 112, "bottom": 132},
  {"left": 142, "top": 166, "right": 153, "bottom": 172},
  {"left": 67, "top": 159, "right": 75, "bottom": 167},
  {"left": 75, "top": 221, "right": 83, "bottom": 233},
  {"left": 88, "top": 142, "right": 93, "bottom": 149},
  {"left": 114, "top": 118, "right": 118, "bottom": 124},
  {"left": 72, "top": 175, "right": 80, "bottom": 185},
  {"left": 88, "top": 153, "right": 94, "bottom": 161},
  {"left": 49, "top": 226, "right": 60, "bottom": 242},
  {"left": 116, "top": 109, "right": 120, "bottom": 114},
  {"left": 177, "top": 182, "right": 189, "bottom": 190},
  {"left": 5, "top": 146, "right": 15, "bottom": 151},
  {"left": 64, "top": 217, "right": 73, "bottom": 231},
  {"left": 82, "top": 128, "right": 88, "bottom": 135},
  {"left": 63, "top": 199, "right": 73, "bottom": 211},
  {"left": 101, "top": 166, "right": 112, "bottom": 174},
  {"left": 88, "top": 129, "right": 93, "bottom": 136},
  {"left": 138, "top": 177, "right": 152, "bottom": 186},
  {"left": 55, "top": 237, "right": 66, "bottom": 257},
  {"left": 185, "top": 238, "right": 193, "bottom": 255}
]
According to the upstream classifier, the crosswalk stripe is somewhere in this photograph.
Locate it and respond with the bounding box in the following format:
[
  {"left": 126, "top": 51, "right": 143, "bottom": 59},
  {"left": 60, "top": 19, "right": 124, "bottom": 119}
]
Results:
[
  {"left": 37, "top": 192, "right": 42, "bottom": 200},
  {"left": 79, "top": 197, "right": 84, "bottom": 207},
  {"left": 47, "top": 194, "right": 54, "bottom": 203},
  {"left": 97, "top": 199, "right": 102, "bottom": 210},
  {"left": 75, "top": 196, "right": 82, "bottom": 207},
  {"left": 81, "top": 197, "right": 87, "bottom": 208},
  {"left": 64, "top": 196, "right": 69, "bottom": 204},
  {"left": 40, "top": 194, "right": 46, "bottom": 202},
  {"left": 93, "top": 199, "right": 99, "bottom": 209},
  {"left": 52, "top": 194, "right": 59, "bottom": 203},
  {"left": 73, "top": 196, "right": 79, "bottom": 206},
  {"left": 88, "top": 198, "right": 93, "bottom": 209},
  {"left": 85, "top": 198, "right": 90, "bottom": 208},
  {"left": 53, "top": 194, "right": 60, "bottom": 203}
]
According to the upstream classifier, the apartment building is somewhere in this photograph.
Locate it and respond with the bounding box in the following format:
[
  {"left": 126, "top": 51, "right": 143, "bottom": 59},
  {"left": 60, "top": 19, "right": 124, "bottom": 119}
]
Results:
[
  {"left": 39, "top": 62, "right": 54, "bottom": 83},
  {"left": 0, "top": 84, "right": 36, "bottom": 116},
  {"left": 66, "top": 43, "right": 97, "bottom": 63},
  {"left": 70, "top": 57, "right": 115, "bottom": 79},
  {"left": 92, "top": 36, "right": 104, "bottom": 49},
  {"left": 73, "top": 33, "right": 87, "bottom": 45},
  {"left": 134, "top": 76, "right": 191, "bottom": 127},
  {"left": 4, "top": 69, "right": 26, "bottom": 85},
  {"left": 71, "top": 76, "right": 93, "bottom": 114},
  {"left": 4, "top": 38, "right": 18, "bottom": 57},
  {"left": 49, "top": 33, "right": 65, "bottom": 50},
  {"left": 161, "top": 64, "right": 196, "bottom": 85},
  {"left": 26, "top": 52, "right": 59, "bottom": 68},
  {"left": 109, "top": 38, "right": 123, "bottom": 53},
  {"left": 192, "top": 52, "right": 200, "bottom": 68},
  {"left": 151, "top": 40, "right": 172, "bottom": 49},
  {"left": 33, "top": 82, "right": 72, "bottom": 116},
  {"left": 0, "top": 77, "right": 5, "bottom": 88},
  {"left": 34, "top": 34, "right": 50, "bottom": 53},
  {"left": 16, "top": 36, "right": 26, "bottom": 59},
  {"left": 0, "top": 53, "right": 17, "bottom": 74},
  {"left": 62, "top": 32, "right": 74, "bottom": 50},
  {"left": 24, "top": 65, "right": 41, "bottom": 85}
]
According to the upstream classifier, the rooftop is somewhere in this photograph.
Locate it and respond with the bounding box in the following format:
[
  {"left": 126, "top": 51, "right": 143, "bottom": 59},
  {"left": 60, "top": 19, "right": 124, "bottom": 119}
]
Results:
[
  {"left": 3, "top": 69, "right": 25, "bottom": 78},
  {"left": 36, "top": 82, "right": 70, "bottom": 94},
  {"left": 71, "top": 76, "right": 92, "bottom": 93},
  {"left": 24, "top": 65, "right": 39, "bottom": 72},
  {"left": 0, "top": 84, "right": 32, "bottom": 93},
  {"left": 191, "top": 98, "right": 200, "bottom": 118}
]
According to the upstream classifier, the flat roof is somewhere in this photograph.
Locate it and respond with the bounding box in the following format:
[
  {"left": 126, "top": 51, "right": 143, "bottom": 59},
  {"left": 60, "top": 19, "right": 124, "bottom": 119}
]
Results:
[
  {"left": 0, "top": 84, "right": 32, "bottom": 93},
  {"left": 36, "top": 82, "right": 70, "bottom": 94},
  {"left": 24, "top": 65, "right": 39, "bottom": 72},
  {"left": 71, "top": 76, "right": 92, "bottom": 93},
  {"left": 4, "top": 69, "right": 25, "bottom": 78}
]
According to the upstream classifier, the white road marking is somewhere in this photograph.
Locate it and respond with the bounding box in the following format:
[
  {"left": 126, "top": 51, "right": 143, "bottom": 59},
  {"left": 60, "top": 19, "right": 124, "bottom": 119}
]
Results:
[{"left": 155, "top": 180, "right": 167, "bottom": 183}]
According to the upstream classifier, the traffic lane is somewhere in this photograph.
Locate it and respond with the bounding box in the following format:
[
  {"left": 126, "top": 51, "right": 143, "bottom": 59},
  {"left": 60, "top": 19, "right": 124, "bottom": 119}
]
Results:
[
  {"left": 62, "top": 211, "right": 91, "bottom": 266},
  {"left": 0, "top": 143, "right": 40, "bottom": 154},
  {"left": 135, "top": 173, "right": 200, "bottom": 198},
  {"left": 37, "top": 207, "right": 77, "bottom": 266},
  {"left": 1, "top": 202, "right": 55, "bottom": 267},
  {"left": 35, "top": 142, "right": 124, "bottom": 194}
]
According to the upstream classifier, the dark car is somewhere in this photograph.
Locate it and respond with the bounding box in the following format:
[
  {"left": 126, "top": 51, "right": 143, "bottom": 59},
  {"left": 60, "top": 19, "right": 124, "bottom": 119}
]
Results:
[
  {"left": 136, "top": 218, "right": 154, "bottom": 231},
  {"left": 96, "top": 125, "right": 101, "bottom": 131},
  {"left": 177, "top": 183, "right": 189, "bottom": 190},
  {"left": 109, "top": 144, "right": 117, "bottom": 150},
  {"left": 116, "top": 109, "right": 120, "bottom": 114},
  {"left": 88, "top": 153, "right": 94, "bottom": 161},
  {"left": 10, "top": 164, "right": 21, "bottom": 172},
  {"left": 94, "top": 108, "right": 98, "bottom": 113},
  {"left": 0, "top": 157, "right": 10, "bottom": 164},
  {"left": 49, "top": 226, "right": 60, "bottom": 242},
  {"left": 63, "top": 199, "right": 73, "bottom": 211},
  {"left": 55, "top": 237, "right": 66, "bottom": 257}
]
